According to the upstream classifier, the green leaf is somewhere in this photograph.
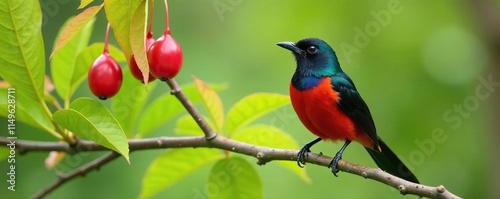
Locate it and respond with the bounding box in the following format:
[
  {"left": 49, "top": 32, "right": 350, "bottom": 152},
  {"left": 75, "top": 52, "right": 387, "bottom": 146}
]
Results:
[
  {"left": 50, "top": 4, "right": 103, "bottom": 57},
  {"left": 225, "top": 93, "right": 290, "bottom": 137},
  {"left": 232, "top": 125, "right": 311, "bottom": 183},
  {"left": 193, "top": 77, "right": 225, "bottom": 133},
  {"left": 137, "top": 91, "right": 187, "bottom": 137},
  {"left": 208, "top": 157, "right": 262, "bottom": 199},
  {"left": 129, "top": 0, "right": 150, "bottom": 84},
  {"left": 137, "top": 82, "right": 227, "bottom": 137},
  {"left": 112, "top": 67, "right": 156, "bottom": 137},
  {"left": 139, "top": 148, "right": 223, "bottom": 199},
  {"left": 51, "top": 17, "right": 95, "bottom": 101},
  {"left": 0, "top": 147, "right": 9, "bottom": 163},
  {"left": 78, "top": 0, "right": 94, "bottom": 9},
  {"left": 0, "top": 88, "right": 54, "bottom": 132},
  {"left": 71, "top": 43, "right": 125, "bottom": 99},
  {"left": 53, "top": 98, "right": 129, "bottom": 162},
  {"left": 181, "top": 82, "right": 228, "bottom": 106},
  {"left": 0, "top": 0, "right": 45, "bottom": 104},
  {"left": 104, "top": 0, "right": 139, "bottom": 61},
  {"left": 175, "top": 114, "right": 216, "bottom": 136},
  {"left": 44, "top": 93, "right": 57, "bottom": 104}
]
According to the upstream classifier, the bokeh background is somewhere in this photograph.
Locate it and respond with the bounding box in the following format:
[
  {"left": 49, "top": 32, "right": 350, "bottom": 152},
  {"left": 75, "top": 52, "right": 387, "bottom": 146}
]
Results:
[{"left": 1, "top": 0, "right": 498, "bottom": 198}]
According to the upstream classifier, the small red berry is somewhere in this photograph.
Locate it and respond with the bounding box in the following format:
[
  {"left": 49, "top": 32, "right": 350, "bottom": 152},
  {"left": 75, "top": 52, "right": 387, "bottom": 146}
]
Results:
[
  {"left": 88, "top": 52, "right": 123, "bottom": 100},
  {"left": 129, "top": 32, "right": 156, "bottom": 83},
  {"left": 147, "top": 32, "right": 183, "bottom": 81}
]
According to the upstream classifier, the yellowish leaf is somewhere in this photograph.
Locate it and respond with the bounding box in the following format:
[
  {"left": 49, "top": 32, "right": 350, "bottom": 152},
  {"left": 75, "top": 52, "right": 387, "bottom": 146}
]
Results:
[
  {"left": 45, "top": 151, "right": 66, "bottom": 170},
  {"left": 78, "top": 0, "right": 94, "bottom": 9},
  {"left": 104, "top": 0, "right": 139, "bottom": 62},
  {"left": 44, "top": 75, "right": 54, "bottom": 94},
  {"left": 0, "top": 80, "right": 10, "bottom": 88},
  {"left": 130, "top": 0, "right": 150, "bottom": 85},
  {"left": 193, "top": 76, "right": 225, "bottom": 133},
  {"left": 50, "top": 4, "right": 103, "bottom": 58}
]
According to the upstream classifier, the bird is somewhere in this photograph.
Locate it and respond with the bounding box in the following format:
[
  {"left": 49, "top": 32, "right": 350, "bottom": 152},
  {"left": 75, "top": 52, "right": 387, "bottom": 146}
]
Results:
[{"left": 277, "top": 38, "right": 419, "bottom": 183}]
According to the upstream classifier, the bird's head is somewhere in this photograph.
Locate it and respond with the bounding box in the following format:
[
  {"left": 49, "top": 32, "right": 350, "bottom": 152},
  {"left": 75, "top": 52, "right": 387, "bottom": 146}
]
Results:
[{"left": 277, "top": 38, "right": 341, "bottom": 77}]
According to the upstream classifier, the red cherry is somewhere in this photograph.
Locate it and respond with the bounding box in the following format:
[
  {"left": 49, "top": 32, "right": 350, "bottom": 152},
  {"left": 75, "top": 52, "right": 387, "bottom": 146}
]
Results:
[
  {"left": 88, "top": 52, "right": 123, "bottom": 100},
  {"left": 147, "top": 32, "right": 183, "bottom": 81},
  {"left": 129, "top": 32, "right": 156, "bottom": 83}
]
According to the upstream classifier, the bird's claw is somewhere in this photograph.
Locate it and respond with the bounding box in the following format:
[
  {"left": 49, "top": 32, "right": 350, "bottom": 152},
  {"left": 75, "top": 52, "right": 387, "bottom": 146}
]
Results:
[
  {"left": 297, "top": 146, "right": 311, "bottom": 168},
  {"left": 328, "top": 153, "right": 342, "bottom": 177}
]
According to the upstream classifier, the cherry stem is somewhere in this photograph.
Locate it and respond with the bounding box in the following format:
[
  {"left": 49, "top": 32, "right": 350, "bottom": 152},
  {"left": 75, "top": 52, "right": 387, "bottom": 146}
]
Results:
[
  {"left": 104, "top": 23, "right": 111, "bottom": 54},
  {"left": 147, "top": 0, "right": 154, "bottom": 34},
  {"left": 163, "top": 0, "right": 170, "bottom": 34}
]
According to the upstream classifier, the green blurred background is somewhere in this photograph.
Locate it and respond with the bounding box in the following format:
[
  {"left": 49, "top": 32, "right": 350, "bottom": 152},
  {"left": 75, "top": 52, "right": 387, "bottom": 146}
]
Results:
[{"left": 1, "top": 0, "right": 497, "bottom": 198}]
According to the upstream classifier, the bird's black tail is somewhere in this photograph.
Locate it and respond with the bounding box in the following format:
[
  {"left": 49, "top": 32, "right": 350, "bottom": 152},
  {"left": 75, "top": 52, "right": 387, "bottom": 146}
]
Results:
[{"left": 365, "top": 138, "right": 419, "bottom": 183}]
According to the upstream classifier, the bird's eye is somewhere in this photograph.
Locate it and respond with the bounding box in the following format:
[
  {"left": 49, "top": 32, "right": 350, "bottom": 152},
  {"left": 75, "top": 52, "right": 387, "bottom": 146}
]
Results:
[{"left": 307, "top": 46, "right": 318, "bottom": 54}]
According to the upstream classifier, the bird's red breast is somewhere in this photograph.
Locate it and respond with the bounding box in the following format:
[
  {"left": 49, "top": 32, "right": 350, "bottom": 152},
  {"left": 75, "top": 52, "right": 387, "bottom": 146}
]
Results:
[{"left": 290, "top": 77, "right": 374, "bottom": 147}]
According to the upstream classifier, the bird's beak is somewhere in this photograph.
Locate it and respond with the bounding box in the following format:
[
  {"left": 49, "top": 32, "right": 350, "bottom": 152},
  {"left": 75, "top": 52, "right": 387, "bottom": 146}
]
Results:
[{"left": 277, "top": 41, "right": 303, "bottom": 55}]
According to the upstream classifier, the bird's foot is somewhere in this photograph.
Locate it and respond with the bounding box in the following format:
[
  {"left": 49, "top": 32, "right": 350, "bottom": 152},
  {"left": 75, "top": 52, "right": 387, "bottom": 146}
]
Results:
[
  {"left": 297, "top": 137, "right": 322, "bottom": 168},
  {"left": 297, "top": 145, "right": 311, "bottom": 168},
  {"left": 328, "top": 152, "right": 343, "bottom": 177}
]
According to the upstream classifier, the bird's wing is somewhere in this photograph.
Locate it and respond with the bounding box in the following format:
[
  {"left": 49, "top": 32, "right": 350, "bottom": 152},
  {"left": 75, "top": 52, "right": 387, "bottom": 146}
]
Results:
[{"left": 331, "top": 74, "right": 379, "bottom": 148}]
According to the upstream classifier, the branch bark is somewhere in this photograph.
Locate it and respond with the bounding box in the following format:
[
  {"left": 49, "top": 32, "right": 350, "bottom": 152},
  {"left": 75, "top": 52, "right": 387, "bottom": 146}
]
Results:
[
  {"left": 0, "top": 79, "right": 462, "bottom": 199},
  {"left": 166, "top": 79, "right": 218, "bottom": 139},
  {"left": 0, "top": 135, "right": 461, "bottom": 199},
  {"left": 32, "top": 152, "right": 119, "bottom": 199}
]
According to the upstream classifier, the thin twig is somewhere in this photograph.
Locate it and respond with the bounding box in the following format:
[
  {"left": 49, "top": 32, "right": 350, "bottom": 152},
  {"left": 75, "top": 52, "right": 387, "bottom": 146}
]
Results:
[
  {"left": 51, "top": 99, "right": 63, "bottom": 110},
  {"left": 32, "top": 152, "right": 120, "bottom": 199},
  {"left": 165, "top": 79, "right": 218, "bottom": 139}
]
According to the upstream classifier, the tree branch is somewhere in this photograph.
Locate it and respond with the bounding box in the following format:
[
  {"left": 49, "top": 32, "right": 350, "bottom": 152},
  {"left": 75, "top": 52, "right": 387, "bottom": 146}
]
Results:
[
  {"left": 32, "top": 152, "right": 120, "bottom": 199},
  {"left": 165, "top": 79, "right": 218, "bottom": 139},
  {"left": 0, "top": 136, "right": 461, "bottom": 199},
  {"left": 1, "top": 79, "right": 461, "bottom": 199},
  {"left": 3, "top": 136, "right": 207, "bottom": 154}
]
